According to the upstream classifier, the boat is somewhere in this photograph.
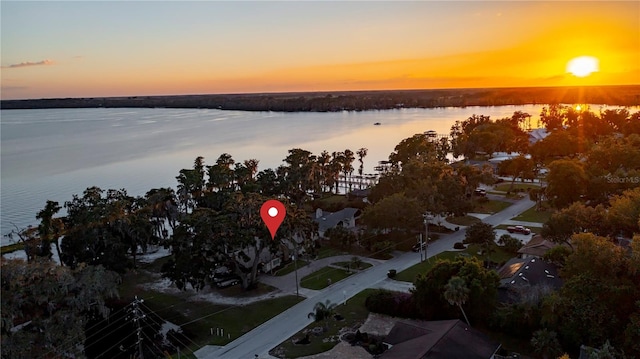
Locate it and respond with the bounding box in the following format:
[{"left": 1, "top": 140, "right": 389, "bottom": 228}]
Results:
[{"left": 374, "top": 122, "right": 381, "bottom": 125}]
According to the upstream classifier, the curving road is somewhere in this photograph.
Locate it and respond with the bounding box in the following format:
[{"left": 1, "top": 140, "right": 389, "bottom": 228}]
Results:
[{"left": 195, "top": 197, "right": 535, "bottom": 359}]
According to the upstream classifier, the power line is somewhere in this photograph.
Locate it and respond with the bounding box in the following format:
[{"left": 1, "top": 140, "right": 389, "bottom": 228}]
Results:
[
  {"left": 35, "top": 302, "right": 134, "bottom": 359},
  {"left": 139, "top": 302, "right": 198, "bottom": 352},
  {"left": 131, "top": 296, "right": 146, "bottom": 359}
]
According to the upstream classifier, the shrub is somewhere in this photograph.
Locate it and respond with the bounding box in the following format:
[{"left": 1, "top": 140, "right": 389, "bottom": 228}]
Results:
[
  {"left": 543, "top": 245, "right": 572, "bottom": 267},
  {"left": 498, "top": 234, "right": 523, "bottom": 255},
  {"left": 365, "top": 289, "right": 417, "bottom": 318},
  {"left": 477, "top": 196, "right": 489, "bottom": 203},
  {"left": 454, "top": 242, "right": 465, "bottom": 249},
  {"left": 372, "top": 240, "right": 395, "bottom": 257}
]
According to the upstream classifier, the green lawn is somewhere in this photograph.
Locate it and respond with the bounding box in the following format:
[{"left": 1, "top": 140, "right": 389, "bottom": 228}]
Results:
[
  {"left": 271, "top": 289, "right": 374, "bottom": 358},
  {"left": 446, "top": 215, "right": 481, "bottom": 226},
  {"left": 140, "top": 290, "right": 303, "bottom": 348},
  {"left": 494, "top": 183, "right": 540, "bottom": 192},
  {"left": 300, "top": 266, "right": 353, "bottom": 290},
  {"left": 274, "top": 260, "right": 309, "bottom": 276},
  {"left": 395, "top": 244, "right": 513, "bottom": 283},
  {"left": 316, "top": 246, "right": 345, "bottom": 259},
  {"left": 464, "top": 244, "right": 513, "bottom": 264},
  {"left": 472, "top": 199, "right": 512, "bottom": 214},
  {"left": 511, "top": 206, "right": 554, "bottom": 224},
  {"left": 118, "top": 258, "right": 304, "bottom": 356},
  {"left": 333, "top": 261, "right": 373, "bottom": 272},
  {"left": 394, "top": 251, "right": 462, "bottom": 282}
]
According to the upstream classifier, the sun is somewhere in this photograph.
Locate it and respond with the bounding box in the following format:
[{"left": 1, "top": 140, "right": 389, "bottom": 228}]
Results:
[{"left": 566, "top": 56, "right": 599, "bottom": 77}]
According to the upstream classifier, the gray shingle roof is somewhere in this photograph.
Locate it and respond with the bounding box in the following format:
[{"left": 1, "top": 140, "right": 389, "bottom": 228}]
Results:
[
  {"left": 381, "top": 320, "right": 500, "bottom": 359},
  {"left": 314, "top": 207, "right": 360, "bottom": 233}
]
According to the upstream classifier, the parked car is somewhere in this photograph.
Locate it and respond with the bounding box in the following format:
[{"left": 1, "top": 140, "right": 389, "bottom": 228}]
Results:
[
  {"left": 215, "top": 277, "right": 241, "bottom": 288},
  {"left": 474, "top": 188, "right": 487, "bottom": 196},
  {"left": 507, "top": 225, "right": 531, "bottom": 235},
  {"left": 411, "top": 241, "right": 429, "bottom": 252}
]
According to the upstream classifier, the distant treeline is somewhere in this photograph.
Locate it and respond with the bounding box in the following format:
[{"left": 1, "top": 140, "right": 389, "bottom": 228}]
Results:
[{"left": 2, "top": 85, "right": 639, "bottom": 111}]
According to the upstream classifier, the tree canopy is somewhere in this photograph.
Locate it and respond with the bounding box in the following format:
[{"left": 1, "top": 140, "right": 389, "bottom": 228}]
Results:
[
  {"left": 1, "top": 259, "right": 119, "bottom": 358},
  {"left": 413, "top": 257, "right": 499, "bottom": 324}
]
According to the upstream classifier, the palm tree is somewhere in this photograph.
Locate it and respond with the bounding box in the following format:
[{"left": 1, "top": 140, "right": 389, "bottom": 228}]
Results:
[
  {"left": 444, "top": 276, "right": 471, "bottom": 326},
  {"left": 176, "top": 168, "right": 199, "bottom": 212},
  {"left": 243, "top": 159, "right": 259, "bottom": 180},
  {"left": 530, "top": 329, "right": 562, "bottom": 359},
  {"left": 318, "top": 150, "right": 331, "bottom": 192},
  {"left": 307, "top": 300, "right": 337, "bottom": 322},
  {"left": 342, "top": 149, "right": 355, "bottom": 191},
  {"left": 356, "top": 148, "right": 368, "bottom": 189},
  {"left": 329, "top": 152, "right": 343, "bottom": 193},
  {"left": 145, "top": 187, "right": 178, "bottom": 234}
]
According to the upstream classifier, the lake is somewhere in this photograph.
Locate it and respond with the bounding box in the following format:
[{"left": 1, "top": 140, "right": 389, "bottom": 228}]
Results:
[{"left": 0, "top": 104, "right": 622, "bottom": 243}]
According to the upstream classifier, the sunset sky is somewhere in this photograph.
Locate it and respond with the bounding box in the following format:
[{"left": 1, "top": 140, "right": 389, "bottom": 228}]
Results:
[{"left": 1, "top": 1, "right": 639, "bottom": 100}]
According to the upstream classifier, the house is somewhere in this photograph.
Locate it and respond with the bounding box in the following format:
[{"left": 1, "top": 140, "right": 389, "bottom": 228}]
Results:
[
  {"left": 528, "top": 128, "right": 549, "bottom": 145},
  {"left": 497, "top": 257, "right": 562, "bottom": 303},
  {"left": 517, "top": 235, "right": 559, "bottom": 258},
  {"left": 380, "top": 319, "right": 501, "bottom": 359},
  {"left": 314, "top": 207, "right": 361, "bottom": 238}
]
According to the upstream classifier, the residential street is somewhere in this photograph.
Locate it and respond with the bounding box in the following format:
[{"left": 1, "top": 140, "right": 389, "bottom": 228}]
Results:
[{"left": 195, "top": 197, "right": 536, "bottom": 359}]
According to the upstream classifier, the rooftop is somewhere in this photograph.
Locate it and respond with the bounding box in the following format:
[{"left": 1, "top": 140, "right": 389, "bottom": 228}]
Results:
[{"left": 381, "top": 319, "right": 500, "bottom": 359}]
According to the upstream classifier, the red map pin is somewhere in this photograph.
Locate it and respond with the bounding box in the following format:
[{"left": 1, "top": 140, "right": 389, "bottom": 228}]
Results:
[{"left": 260, "top": 200, "right": 286, "bottom": 240}]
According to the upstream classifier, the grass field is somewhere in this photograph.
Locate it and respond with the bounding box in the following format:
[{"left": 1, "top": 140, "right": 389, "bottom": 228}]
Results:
[
  {"left": 271, "top": 289, "right": 374, "bottom": 358},
  {"left": 511, "top": 206, "right": 553, "bottom": 223},
  {"left": 494, "top": 183, "right": 540, "bottom": 192},
  {"left": 118, "top": 258, "right": 304, "bottom": 356},
  {"left": 274, "top": 260, "right": 309, "bottom": 276},
  {"left": 394, "top": 251, "right": 462, "bottom": 282},
  {"left": 333, "top": 261, "right": 373, "bottom": 272},
  {"left": 472, "top": 199, "right": 512, "bottom": 214},
  {"left": 316, "top": 246, "right": 345, "bottom": 259},
  {"left": 395, "top": 244, "right": 513, "bottom": 283},
  {"left": 300, "top": 266, "right": 353, "bottom": 290}
]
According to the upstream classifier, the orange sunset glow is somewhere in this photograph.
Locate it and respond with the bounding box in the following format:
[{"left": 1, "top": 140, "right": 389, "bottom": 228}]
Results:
[{"left": 1, "top": 1, "right": 638, "bottom": 99}]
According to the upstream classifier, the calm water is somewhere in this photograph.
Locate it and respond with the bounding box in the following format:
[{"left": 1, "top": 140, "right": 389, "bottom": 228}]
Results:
[{"left": 0, "top": 104, "right": 619, "bottom": 243}]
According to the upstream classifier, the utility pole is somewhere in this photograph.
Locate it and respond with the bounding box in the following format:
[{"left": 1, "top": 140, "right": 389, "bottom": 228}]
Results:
[
  {"left": 423, "top": 214, "right": 431, "bottom": 263},
  {"left": 294, "top": 244, "right": 299, "bottom": 297},
  {"left": 131, "top": 296, "right": 146, "bottom": 359}
]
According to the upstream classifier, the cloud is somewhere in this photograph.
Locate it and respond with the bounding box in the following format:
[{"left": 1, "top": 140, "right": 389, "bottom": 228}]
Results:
[{"left": 2, "top": 59, "right": 54, "bottom": 69}]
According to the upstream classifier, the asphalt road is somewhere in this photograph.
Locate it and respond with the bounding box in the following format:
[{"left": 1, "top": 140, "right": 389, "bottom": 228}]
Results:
[{"left": 195, "top": 197, "right": 535, "bottom": 359}]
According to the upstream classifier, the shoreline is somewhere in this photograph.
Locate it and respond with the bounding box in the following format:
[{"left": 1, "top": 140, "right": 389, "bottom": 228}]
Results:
[{"left": 2, "top": 85, "right": 639, "bottom": 111}]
